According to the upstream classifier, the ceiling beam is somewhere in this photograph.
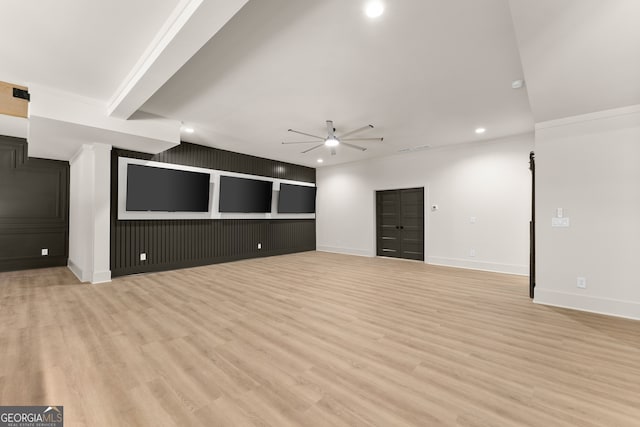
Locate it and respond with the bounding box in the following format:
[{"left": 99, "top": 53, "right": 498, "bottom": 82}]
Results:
[
  {"left": 29, "top": 84, "right": 181, "bottom": 160},
  {"left": 107, "top": 0, "right": 249, "bottom": 119}
]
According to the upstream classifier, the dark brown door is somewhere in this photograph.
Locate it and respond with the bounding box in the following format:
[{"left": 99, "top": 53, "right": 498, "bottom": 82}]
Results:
[
  {"left": 529, "top": 151, "right": 535, "bottom": 298},
  {"left": 376, "top": 187, "right": 424, "bottom": 261}
]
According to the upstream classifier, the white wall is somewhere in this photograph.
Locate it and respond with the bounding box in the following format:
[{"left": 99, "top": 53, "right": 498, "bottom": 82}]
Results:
[
  {"left": 316, "top": 133, "right": 534, "bottom": 275},
  {"left": 534, "top": 105, "right": 640, "bottom": 320},
  {"left": 68, "top": 143, "right": 112, "bottom": 284}
]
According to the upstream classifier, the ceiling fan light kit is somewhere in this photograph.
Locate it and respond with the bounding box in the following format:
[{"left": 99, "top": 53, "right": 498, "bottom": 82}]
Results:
[
  {"left": 282, "top": 120, "right": 383, "bottom": 156},
  {"left": 325, "top": 138, "right": 339, "bottom": 147}
]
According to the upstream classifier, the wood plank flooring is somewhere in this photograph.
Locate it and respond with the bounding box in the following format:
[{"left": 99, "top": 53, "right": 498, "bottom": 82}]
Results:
[{"left": 1, "top": 251, "right": 639, "bottom": 426}]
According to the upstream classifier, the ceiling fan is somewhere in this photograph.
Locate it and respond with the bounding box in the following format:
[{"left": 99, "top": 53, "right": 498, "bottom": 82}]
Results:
[{"left": 282, "top": 120, "right": 383, "bottom": 155}]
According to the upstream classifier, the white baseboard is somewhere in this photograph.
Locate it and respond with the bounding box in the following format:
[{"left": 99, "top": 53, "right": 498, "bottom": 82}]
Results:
[
  {"left": 67, "top": 260, "right": 89, "bottom": 282},
  {"left": 426, "top": 256, "right": 528, "bottom": 276},
  {"left": 534, "top": 289, "right": 640, "bottom": 321},
  {"left": 91, "top": 270, "right": 112, "bottom": 284},
  {"left": 67, "top": 261, "right": 111, "bottom": 284},
  {"left": 316, "top": 246, "right": 373, "bottom": 257}
]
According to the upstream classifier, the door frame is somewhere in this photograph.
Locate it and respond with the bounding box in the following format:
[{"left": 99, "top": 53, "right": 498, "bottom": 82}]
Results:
[{"left": 373, "top": 185, "right": 428, "bottom": 262}]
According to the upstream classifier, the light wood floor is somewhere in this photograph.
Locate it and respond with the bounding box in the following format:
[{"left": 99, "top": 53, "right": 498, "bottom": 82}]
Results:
[{"left": 1, "top": 252, "right": 639, "bottom": 426}]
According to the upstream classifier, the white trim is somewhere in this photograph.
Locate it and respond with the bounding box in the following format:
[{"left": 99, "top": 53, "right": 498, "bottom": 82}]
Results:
[
  {"left": 91, "top": 270, "right": 112, "bottom": 284},
  {"left": 534, "top": 289, "right": 640, "bottom": 321},
  {"left": 535, "top": 104, "right": 640, "bottom": 130},
  {"left": 427, "top": 256, "right": 528, "bottom": 276},
  {"left": 317, "top": 246, "right": 373, "bottom": 257},
  {"left": 67, "top": 260, "right": 88, "bottom": 282}
]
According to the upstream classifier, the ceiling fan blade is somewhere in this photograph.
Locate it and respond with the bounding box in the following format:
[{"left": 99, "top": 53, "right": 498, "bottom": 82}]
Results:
[
  {"left": 326, "top": 120, "right": 335, "bottom": 139},
  {"left": 302, "top": 144, "right": 324, "bottom": 154},
  {"left": 288, "top": 129, "right": 324, "bottom": 140},
  {"left": 330, "top": 147, "right": 337, "bottom": 156},
  {"left": 341, "top": 142, "right": 367, "bottom": 152},
  {"left": 282, "top": 140, "right": 323, "bottom": 144},
  {"left": 341, "top": 137, "right": 384, "bottom": 142},
  {"left": 337, "top": 124, "right": 373, "bottom": 139}
]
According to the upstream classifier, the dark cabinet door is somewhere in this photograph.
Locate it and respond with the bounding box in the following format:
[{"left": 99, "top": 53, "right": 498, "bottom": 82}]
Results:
[
  {"left": 376, "top": 188, "right": 424, "bottom": 261},
  {"left": 376, "top": 190, "right": 402, "bottom": 257}
]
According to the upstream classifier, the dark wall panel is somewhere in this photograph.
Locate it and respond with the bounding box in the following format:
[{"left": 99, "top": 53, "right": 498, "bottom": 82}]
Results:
[
  {"left": 0, "top": 135, "right": 69, "bottom": 272},
  {"left": 0, "top": 230, "right": 66, "bottom": 259},
  {"left": 0, "top": 168, "right": 63, "bottom": 218},
  {"left": 111, "top": 142, "right": 316, "bottom": 277}
]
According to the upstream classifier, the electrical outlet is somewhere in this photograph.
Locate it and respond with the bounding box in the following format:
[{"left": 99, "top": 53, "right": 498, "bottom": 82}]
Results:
[
  {"left": 257, "top": 243, "right": 262, "bottom": 250},
  {"left": 469, "top": 249, "right": 476, "bottom": 257},
  {"left": 41, "top": 248, "right": 48, "bottom": 256},
  {"left": 577, "top": 277, "right": 587, "bottom": 289},
  {"left": 140, "top": 253, "right": 147, "bottom": 261}
]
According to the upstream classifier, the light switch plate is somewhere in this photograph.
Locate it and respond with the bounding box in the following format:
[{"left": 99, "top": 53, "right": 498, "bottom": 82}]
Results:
[
  {"left": 41, "top": 248, "right": 48, "bottom": 256},
  {"left": 552, "top": 217, "right": 570, "bottom": 227}
]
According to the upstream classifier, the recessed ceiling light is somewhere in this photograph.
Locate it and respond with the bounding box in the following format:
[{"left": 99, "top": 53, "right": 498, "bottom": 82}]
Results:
[
  {"left": 183, "top": 127, "right": 195, "bottom": 133},
  {"left": 475, "top": 127, "right": 486, "bottom": 134},
  {"left": 317, "top": 158, "right": 324, "bottom": 163},
  {"left": 365, "top": 1, "right": 384, "bottom": 18}
]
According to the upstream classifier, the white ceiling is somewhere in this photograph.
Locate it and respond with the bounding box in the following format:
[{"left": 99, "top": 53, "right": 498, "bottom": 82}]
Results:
[
  {"left": 1, "top": 0, "right": 639, "bottom": 167},
  {"left": 141, "top": 0, "right": 533, "bottom": 167},
  {"left": 0, "top": 0, "right": 179, "bottom": 99},
  {"left": 510, "top": 0, "right": 640, "bottom": 123}
]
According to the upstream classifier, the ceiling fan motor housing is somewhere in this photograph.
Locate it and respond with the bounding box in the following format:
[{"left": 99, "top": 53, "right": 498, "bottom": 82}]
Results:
[{"left": 282, "top": 120, "right": 383, "bottom": 155}]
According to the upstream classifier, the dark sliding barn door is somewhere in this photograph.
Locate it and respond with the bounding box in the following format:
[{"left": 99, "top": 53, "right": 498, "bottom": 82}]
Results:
[
  {"left": 529, "top": 151, "right": 536, "bottom": 298},
  {"left": 376, "top": 188, "right": 424, "bottom": 261}
]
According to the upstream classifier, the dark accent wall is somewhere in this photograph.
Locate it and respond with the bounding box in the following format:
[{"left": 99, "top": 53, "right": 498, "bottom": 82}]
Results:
[
  {"left": 0, "top": 135, "right": 69, "bottom": 272},
  {"left": 111, "top": 143, "right": 316, "bottom": 277}
]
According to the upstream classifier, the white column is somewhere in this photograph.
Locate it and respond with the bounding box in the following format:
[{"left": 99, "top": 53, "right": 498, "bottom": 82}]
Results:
[
  {"left": 534, "top": 106, "right": 640, "bottom": 320},
  {"left": 68, "top": 143, "right": 112, "bottom": 283}
]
